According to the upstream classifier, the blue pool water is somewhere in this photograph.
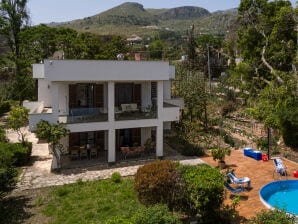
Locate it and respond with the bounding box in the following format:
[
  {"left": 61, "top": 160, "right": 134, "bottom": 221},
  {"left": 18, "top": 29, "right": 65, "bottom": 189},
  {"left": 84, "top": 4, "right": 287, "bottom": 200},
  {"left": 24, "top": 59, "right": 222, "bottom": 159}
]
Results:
[{"left": 260, "top": 180, "right": 298, "bottom": 215}]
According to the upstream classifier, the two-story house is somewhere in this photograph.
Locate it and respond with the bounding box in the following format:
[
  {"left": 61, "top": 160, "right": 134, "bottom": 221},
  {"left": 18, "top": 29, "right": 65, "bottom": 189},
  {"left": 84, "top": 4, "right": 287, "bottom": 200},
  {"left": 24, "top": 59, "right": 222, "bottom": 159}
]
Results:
[{"left": 24, "top": 60, "right": 183, "bottom": 169}]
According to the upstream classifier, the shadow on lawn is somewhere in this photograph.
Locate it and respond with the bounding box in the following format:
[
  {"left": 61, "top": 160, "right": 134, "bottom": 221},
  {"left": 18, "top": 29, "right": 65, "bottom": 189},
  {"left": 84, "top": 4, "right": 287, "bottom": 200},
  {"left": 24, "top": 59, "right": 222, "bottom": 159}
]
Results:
[{"left": 0, "top": 195, "right": 33, "bottom": 224}]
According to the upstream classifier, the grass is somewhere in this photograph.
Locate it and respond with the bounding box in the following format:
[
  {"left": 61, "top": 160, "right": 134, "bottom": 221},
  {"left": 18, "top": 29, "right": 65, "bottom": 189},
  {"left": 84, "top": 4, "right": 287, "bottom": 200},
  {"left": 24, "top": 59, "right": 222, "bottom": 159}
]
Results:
[
  {"left": 40, "top": 178, "right": 143, "bottom": 224},
  {"left": 0, "top": 178, "right": 142, "bottom": 224}
]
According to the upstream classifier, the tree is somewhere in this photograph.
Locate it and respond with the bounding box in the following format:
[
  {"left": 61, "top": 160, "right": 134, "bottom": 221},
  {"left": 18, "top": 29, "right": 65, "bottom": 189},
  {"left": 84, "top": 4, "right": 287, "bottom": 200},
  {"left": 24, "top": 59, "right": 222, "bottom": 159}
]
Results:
[
  {"left": 0, "top": 0, "right": 28, "bottom": 60},
  {"left": 174, "top": 64, "right": 208, "bottom": 129},
  {"left": 237, "top": 0, "right": 296, "bottom": 87},
  {"left": 236, "top": 0, "right": 297, "bottom": 149},
  {"left": 7, "top": 106, "right": 29, "bottom": 145},
  {"left": 35, "top": 120, "right": 69, "bottom": 169},
  {"left": 148, "top": 38, "right": 164, "bottom": 60},
  {"left": 0, "top": 0, "right": 34, "bottom": 103}
]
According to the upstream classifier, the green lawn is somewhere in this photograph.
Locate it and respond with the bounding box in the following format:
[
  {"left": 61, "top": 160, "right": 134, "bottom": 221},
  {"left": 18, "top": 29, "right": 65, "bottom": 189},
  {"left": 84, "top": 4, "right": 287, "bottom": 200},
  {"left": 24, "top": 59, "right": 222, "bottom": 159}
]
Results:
[{"left": 41, "top": 178, "right": 143, "bottom": 224}]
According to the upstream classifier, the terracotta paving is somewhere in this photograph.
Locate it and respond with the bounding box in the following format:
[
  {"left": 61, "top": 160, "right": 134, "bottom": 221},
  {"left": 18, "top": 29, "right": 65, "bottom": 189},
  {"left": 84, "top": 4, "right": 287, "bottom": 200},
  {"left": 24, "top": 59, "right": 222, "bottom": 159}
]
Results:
[{"left": 200, "top": 149, "right": 298, "bottom": 222}]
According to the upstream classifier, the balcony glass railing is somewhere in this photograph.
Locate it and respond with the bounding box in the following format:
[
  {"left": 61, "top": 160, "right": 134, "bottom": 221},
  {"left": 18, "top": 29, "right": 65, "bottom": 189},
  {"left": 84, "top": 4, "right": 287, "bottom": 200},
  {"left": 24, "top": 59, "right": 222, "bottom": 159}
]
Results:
[
  {"left": 115, "top": 106, "right": 157, "bottom": 121},
  {"left": 59, "top": 107, "right": 108, "bottom": 124}
]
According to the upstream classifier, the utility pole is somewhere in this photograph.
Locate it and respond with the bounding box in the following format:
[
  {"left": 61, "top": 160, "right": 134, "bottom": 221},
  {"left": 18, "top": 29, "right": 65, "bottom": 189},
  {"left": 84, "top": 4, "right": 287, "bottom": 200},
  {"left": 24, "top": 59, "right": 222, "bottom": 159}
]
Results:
[
  {"left": 267, "top": 127, "right": 270, "bottom": 160},
  {"left": 207, "top": 44, "right": 211, "bottom": 92}
]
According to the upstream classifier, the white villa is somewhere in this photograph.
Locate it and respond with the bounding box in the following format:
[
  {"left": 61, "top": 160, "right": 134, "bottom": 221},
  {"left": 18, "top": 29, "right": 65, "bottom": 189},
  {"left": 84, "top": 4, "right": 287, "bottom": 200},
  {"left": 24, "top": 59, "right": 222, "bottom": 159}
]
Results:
[{"left": 24, "top": 60, "right": 183, "bottom": 169}]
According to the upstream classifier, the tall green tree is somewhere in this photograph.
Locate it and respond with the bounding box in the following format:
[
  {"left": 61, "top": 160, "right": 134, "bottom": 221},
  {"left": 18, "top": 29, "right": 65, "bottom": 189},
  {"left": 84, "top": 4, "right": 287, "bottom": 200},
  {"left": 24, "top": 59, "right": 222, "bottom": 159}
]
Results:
[
  {"left": 237, "top": 0, "right": 296, "bottom": 87},
  {"left": 0, "top": 0, "right": 34, "bottom": 103},
  {"left": 0, "top": 0, "right": 28, "bottom": 60},
  {"left": 237, "top": 0, "right": 298, "bottom": 149}
]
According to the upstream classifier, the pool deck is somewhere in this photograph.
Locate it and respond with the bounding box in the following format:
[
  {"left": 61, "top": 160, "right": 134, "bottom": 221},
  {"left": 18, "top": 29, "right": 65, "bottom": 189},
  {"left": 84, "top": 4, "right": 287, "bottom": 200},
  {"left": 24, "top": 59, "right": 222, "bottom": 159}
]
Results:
[{"left": 200, "top": 149, "right": 298, "bottom": 222}]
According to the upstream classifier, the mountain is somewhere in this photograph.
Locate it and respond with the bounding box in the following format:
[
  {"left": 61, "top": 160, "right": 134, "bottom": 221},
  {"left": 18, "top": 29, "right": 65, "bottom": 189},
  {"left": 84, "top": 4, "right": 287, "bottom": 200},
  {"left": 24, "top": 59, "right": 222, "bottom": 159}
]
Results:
[
  {"left": 94, "top": 2, "right": 157, "bottom": 26},
  {"left": 53, "top": 2, "right": 237, "bottom": 37},
  {"left": 155, "top": 6, "right": 210, "bottom": 20}
]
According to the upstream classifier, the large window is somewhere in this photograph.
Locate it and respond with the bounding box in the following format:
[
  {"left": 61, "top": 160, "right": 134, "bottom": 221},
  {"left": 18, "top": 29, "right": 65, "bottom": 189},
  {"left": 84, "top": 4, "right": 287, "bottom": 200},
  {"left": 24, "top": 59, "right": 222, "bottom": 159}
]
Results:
[
  {"left": 69, "top": 84, "right": 103, "bottom": 109},
  {"left": 115, "top": 83, "right": 141, "bottom": 107}
]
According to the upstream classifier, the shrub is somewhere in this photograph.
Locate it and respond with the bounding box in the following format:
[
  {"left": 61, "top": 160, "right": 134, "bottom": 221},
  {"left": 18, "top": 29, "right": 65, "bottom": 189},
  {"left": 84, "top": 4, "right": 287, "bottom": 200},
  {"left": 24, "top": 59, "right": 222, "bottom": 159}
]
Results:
[
  {"left": 134, "top": 160, "right": 184, "bottom": 211},
  {"left": 131, "top": 204, "right": 182, "bottom": 224},
  {"left": 0, "top": 167, "right": 17, "bottom": 193},
  {"left": 223, "top": 133, "right": 235, "bottom": 147},
  {"left": 0, "top": 101, "right": 11, "bottom": 116},
  {"left": 246, "top": 209, "right": 296, "bottom": 224},
  {"left": 0, "top": 127, "right": 7, "bottom": 143},
  {"left": 0, "top": 142, "right": 32, "bottom": 167},
  {"left": 111, "top": 172, "right": 122, "bottom": 183},
  {"left": 104, "top": 217, "right": 132, "bottom": 224},
  {"left": 221, "top": 102, "right": 236, "bottom": 117},
  {"left": 179, "top": 164, "right": 224, "bottom": 221},
  {"left": 181, "top": 143, "right": 205, "bottom": 157}
]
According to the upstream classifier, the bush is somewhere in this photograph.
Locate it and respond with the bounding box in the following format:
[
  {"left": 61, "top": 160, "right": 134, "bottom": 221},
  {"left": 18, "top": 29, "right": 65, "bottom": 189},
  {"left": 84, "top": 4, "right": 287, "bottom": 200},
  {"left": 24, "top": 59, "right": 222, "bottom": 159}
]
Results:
[
  {"left": 0, "top": 167, "right": 17, "bottom": 193},
  {"left": 134, "top": 160, "right": 184, "bottom": 211},
  {"left": 111, "top": 172, "right": 122, "bottom": 183},
  {"left": 132, "top": 204, "right": 182, "bottom": 224},
  {"left": 0, "top": 127, "right": 7, "bottom": 143},
  {"left": 246, "top": 209, "right": 296, "bottom": 224},
  {"left": 104, "top": 217, "right": 133, "bottom": 224},
  {"left": 221, "top": 102, "right": 236, "bottom": 117},
  {"left": 0, "top": 101, "right": 11, "bottom": 116},
  {"left": 181, "top": 143, "right": 205, "bottom": 157},
  {"left": 223, "top": 133, "right": 235, "bottom": 147},
  {"left": 0, "top": 142, "right": 32, "bottom": 167},
  {"left": 179, "top": 164, "right": 224, "bottom": 221}
]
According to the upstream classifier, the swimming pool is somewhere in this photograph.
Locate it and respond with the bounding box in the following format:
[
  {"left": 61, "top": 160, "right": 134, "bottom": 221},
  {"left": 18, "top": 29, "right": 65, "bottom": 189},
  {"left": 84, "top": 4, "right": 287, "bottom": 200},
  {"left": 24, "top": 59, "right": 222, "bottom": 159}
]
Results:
[{"left": 260, "top": 180, "right": 298, "bottom": 216}]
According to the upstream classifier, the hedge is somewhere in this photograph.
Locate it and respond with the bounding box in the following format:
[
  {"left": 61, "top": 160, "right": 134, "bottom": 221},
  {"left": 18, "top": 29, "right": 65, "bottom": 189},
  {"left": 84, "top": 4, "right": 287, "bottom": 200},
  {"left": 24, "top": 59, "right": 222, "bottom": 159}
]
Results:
[{"left": 0, "top": 142, "right": 32, "bottom": 167}]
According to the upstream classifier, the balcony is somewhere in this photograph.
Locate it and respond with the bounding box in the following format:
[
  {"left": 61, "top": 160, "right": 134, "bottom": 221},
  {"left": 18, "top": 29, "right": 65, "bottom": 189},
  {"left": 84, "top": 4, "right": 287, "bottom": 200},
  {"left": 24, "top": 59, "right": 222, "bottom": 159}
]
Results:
[
  {"left": 115, "top": 105, "right": 157, "bottom": 121},
  {"left": 59, "top": 107, "right": 108, "bottom": 124}
]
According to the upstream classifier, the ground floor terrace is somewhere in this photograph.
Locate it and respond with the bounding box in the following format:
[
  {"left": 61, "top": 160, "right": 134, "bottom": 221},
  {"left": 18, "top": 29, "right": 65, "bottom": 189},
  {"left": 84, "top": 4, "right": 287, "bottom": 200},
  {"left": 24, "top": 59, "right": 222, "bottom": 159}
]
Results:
[
  {"left": 59, "top": 127, "right": 160, "bottom": 169},
  {"left": 200, "top": 149, "right": 298, "bottom": 221}
]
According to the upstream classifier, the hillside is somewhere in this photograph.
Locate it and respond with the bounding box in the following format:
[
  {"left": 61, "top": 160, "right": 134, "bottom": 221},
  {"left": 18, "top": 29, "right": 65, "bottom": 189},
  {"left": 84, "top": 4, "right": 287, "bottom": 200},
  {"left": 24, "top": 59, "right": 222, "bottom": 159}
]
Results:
[{"left": 54, "top": 2, "right": 237, "bottom": 37}]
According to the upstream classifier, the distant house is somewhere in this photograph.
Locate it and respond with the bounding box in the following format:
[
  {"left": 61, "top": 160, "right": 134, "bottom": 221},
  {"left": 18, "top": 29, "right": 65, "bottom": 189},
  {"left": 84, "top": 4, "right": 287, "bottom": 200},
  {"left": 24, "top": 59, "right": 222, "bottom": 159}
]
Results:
[
  {"left": 24, "top": 60, "right": 183, "bottom": 169},
  {"left": 126, "top": 34, "right": 142, "bottom": 44}
]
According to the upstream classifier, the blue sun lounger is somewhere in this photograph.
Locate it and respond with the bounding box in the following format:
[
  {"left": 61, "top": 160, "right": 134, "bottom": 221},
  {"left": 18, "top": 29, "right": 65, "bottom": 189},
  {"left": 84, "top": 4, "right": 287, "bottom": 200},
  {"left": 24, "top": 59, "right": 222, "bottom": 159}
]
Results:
[
  {"left": 227, "top": 173, "right": 251, "bottom": 188},
  {"left": 224, "top": 182, "right": 245, "bottom": 194}
]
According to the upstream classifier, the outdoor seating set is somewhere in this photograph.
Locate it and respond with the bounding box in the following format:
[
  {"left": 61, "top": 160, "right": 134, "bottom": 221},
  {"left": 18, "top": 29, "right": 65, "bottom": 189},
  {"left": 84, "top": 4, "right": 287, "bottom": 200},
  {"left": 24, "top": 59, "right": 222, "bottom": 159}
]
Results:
[
  {"left": 70, "top": 145, "right": 98, "bottom": 160},
  {"left": 120, "top": 138, "right": 155, "bottom": 159},
  {"left": 120, "top": 146, "right": 145, "bottom": 159}
]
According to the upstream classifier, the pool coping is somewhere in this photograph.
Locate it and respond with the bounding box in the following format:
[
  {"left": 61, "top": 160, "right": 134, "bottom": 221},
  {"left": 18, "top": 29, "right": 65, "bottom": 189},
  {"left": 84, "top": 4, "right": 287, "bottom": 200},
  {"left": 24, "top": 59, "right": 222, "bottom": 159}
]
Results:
[{"left": 259, "top": 180, "right": 298, "bottom": 217}]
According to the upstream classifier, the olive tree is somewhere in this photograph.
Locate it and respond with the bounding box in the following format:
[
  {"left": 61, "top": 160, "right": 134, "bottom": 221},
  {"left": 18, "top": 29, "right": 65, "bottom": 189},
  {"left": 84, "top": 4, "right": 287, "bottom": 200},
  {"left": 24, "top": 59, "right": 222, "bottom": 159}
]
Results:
[
  {"left": 35, "top": 120, "right": 69, "bottom": 170},
  {"left": 7, "top": 106, "right": 29, "bottom": 145}
]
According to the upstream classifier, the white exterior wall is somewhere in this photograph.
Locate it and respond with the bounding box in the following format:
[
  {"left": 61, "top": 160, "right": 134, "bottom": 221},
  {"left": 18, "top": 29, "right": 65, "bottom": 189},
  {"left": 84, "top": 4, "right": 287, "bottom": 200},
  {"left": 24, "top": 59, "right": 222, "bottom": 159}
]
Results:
[
  {"left": 33, "top": 64, "right": 44, "bottom": 78},
  {"left": 28, "top": 113, "right": 56, "bottom": 131},
  {"left": 141, "top": 127, "right": 152, "bottom": 146},
  {"left": 38, "top": 79, "right": 52, "bottom": 107},
  {"left": 141, "top": 82, "right": 151, "bottom": 109},
  {"left": 42, "top": 60, "right": 171, "bottom": 81},
  {"left": 156, "top": 81, "right": 164, "bottom": 156},
  {"left": 57, "top": 83, "right": 68, "bottom": 115},
  {"left": 29, "top": 60, "right": 182, "bottom": 163},
  {"left": 23, "top": 101, "right": 44, "bottom": 113},
  {"left": 163, "top": 80, "right": 171, "bottom": 100}
]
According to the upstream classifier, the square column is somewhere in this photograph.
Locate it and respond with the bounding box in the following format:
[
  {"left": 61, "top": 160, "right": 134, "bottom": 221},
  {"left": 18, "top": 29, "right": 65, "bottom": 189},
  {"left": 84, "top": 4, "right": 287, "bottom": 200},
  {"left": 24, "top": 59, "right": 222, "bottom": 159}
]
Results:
[
  {"left": 108, "top": 129, "right": 115, "bottom": 163},
  {"left": 156, "top": 124, "right": 163, "bottom": 158},
  {"left": 108, "top": 81, "right": 115, "bottom": 122},
  {"left": 157, "top": 81, "right": 163, "bottom": 119},
  {"left": 51, "top": 83, "right": 59, "bottom": 123}
]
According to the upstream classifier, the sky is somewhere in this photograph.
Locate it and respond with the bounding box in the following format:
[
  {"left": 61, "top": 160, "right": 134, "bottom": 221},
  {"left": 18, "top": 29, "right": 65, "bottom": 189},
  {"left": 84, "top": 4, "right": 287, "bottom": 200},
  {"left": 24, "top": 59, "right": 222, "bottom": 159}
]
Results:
[{"left": 27, "top": 0, "right": 297, "bottom": 25}]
